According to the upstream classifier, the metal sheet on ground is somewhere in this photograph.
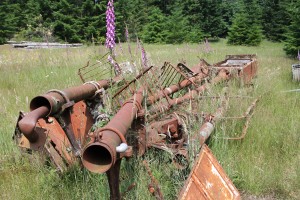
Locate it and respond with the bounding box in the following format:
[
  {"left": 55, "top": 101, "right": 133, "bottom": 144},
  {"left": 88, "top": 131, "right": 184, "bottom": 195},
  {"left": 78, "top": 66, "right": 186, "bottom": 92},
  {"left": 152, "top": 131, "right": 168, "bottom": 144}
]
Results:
[{"left": 178, "top": 144, "right": 240, "bottom": 200}]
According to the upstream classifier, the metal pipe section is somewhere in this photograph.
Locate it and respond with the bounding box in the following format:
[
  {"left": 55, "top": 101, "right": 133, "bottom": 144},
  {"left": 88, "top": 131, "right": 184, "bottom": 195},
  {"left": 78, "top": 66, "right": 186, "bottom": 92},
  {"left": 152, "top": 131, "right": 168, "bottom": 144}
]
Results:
[
  {"left": 147, "top": 67, "right": 209, "bottom": 105},
  {"left": 18, "top": 79, "right": 110, "bottom": 143},
  {"left": 199, "top": 87, "right": 229, "bottom": 145},
  {"left": 149, "top": 69, "right": 229, "bottom": 118},
  {"left": 82, "top": 88, "right": 144, "bottom": 174},
  {"left": 17, "top": 106, "right": 49, "bottom": 143}
]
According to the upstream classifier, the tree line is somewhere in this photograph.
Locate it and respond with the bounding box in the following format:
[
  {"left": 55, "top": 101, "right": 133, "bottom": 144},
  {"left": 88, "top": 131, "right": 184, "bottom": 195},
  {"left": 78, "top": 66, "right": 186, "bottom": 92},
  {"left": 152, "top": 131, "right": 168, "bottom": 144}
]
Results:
[{"left": 0, "top": 0, "right": 299, "bottom": 57}]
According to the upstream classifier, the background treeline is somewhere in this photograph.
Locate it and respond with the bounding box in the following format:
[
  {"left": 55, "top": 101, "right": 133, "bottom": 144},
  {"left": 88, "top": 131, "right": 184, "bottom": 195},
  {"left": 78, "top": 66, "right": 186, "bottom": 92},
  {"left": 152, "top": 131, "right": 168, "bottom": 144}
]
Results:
[{"left": 0, "top": 0, "right": 299, "bottom": 56}]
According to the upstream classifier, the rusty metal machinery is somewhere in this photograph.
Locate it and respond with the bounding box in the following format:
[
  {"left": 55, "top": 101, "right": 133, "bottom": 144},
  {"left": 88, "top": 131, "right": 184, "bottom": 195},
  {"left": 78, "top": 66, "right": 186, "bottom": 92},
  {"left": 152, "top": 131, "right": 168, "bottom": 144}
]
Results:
[{"left": 14, "top": 55, "right": 258, "bottom": 200}]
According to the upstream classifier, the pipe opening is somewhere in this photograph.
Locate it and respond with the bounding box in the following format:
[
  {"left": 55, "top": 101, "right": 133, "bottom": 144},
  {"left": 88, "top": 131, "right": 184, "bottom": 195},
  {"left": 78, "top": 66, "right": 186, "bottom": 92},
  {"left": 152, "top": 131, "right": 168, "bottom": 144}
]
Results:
[
  {"left": 82, "top": 144, "right": 113, "bottom": 174},
  {"left": 30, "top": 96, "right": 52, "bottom": 113}
]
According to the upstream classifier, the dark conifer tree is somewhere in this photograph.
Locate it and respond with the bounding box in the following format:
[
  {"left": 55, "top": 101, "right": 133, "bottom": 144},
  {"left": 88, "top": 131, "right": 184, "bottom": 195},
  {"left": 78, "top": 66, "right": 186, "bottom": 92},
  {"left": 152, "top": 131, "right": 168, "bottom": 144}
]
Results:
[
  {"left": 0, "top": 0, "right": 21, "bottom": 44},
  {"left": 165, "top": 0, "right": 189, "bottom": 43},
  {"left": 283, "top": 1, "right": 300, "bottom": 57},
  {"left": 261, "top": 0, "right": 290, "bottom": 41},
  {"left": 141, "top": 7, "right": 167, "bottom": 43},
  {"left": 227, "top": 1, "right": 262, "bottom": 46}
]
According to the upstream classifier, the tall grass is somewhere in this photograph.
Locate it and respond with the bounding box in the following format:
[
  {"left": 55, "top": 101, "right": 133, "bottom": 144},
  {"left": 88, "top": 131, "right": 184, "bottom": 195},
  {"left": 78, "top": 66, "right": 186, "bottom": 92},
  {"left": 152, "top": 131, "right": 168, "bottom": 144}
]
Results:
[{"left": 0, "top": 40, "right": 299, "bottom": 199}]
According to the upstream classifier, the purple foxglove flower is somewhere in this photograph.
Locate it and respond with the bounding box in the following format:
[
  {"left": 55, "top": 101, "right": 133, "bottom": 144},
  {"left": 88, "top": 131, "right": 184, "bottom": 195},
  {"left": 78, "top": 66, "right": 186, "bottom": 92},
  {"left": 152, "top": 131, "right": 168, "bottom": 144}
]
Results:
[
  {"left": 298, "top": 50, "right": 300, "bottom": 61},
  {"left": 105, "top": 0, "right": 115, "bottom": 49},
  {"left": 108, "top": 54, "right": 121, "bottom": 75},
  {"left": 138, "top": 39, "right": 147, "bottom": 68}
]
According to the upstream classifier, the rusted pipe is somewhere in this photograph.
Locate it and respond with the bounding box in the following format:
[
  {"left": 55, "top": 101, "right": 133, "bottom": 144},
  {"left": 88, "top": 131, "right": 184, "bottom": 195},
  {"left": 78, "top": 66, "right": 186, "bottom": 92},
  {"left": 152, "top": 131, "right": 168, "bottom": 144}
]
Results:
[
  {"left": 199, "top": 88, "right": 229, "bottom": 145},
  {"left": 17, "top": 106, "right": 49, "bottom": 143},
  {"left": 147, "top": 67, "right": 209, "bottom": 105},
  {"left": 82, "top": 88, "right": 144, "bottom": 174},
  {"left": 149, "top": 69, "right": 229, "bottom": 118},
  {"left": 30, "top": 79, "right": 110, "bottom": 115},
  {"left": 223, "top": 98, "right": 259, "bottom": 140},
  {"left": 18, "top": 79, "right": 111, "bottom": 144}
]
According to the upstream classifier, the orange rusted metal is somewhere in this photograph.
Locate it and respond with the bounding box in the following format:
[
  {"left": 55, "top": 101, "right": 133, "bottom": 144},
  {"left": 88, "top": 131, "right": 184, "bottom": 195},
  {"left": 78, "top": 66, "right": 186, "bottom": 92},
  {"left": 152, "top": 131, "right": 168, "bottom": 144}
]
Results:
[
  {"left": 148, "top": 69, "right": 230, "bottom": 119},
  {"left": 18, "top": 79, "right": 111, "bottom": 145},
  {"left": 82, "top": 88, "right": 144, "bottom": 174},
  {"left": 212, "top": 54, "right": 257, "bottom": 85},
  {"left": 178, "top": 144, "right": 240, "bottom": 200},
  {"left": 147, "top": 67, "right": 209, "bottom": 105},
  {"left": 199, "top": 90, "right": 229, "bottom": 146},
  {"left": 143, "top": 160, "right": 164, "bottom": 200},
  {"left": 222, "top": 98, "right": 259, "bottom": 140},
  {"left": 15, "top": 100, "right": 94, "bottom": 169},
  {"left": 14, "top": 55, "right": 258, "bottom": 200}
]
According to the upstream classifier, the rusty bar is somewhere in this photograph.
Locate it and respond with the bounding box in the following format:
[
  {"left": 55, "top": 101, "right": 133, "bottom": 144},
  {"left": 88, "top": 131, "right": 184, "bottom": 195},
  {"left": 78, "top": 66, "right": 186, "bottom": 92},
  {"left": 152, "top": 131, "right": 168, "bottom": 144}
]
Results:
[
  {"left": 106, "top": 158, "right": 122, "bottom": 200},
  {"left": 147, "top": 67, "right": 209, "bottom": 105},
  {"left": 143, "top": 160, "right": 164, "bottom": 200},
  {"left": 148, "top": 69, "right": 229, "bottom": 119},
  {"left": 18, "top": 79, "right": 111, "bottom": 144},
  {"left": 170, "top": 69, "right": 229, "bottom": 106},
  {"left": 199, "top": 89, "right": 229, "bottom": 146},
  {"left": 223, "top": 98, "right": 259, "bottom": 140},
  {"left": 82, "top": 88, "right": 144, "bottom": 174},
  {"left": 112, "top": 66, "right": 153, "bottom": 98}
]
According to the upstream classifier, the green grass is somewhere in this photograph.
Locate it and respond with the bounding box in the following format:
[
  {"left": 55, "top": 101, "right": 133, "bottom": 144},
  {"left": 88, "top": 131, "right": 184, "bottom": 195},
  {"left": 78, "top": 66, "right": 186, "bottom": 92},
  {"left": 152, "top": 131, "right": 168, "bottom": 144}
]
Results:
[{"left": 0, "top": 40, "right": 299, "bottom": 199}]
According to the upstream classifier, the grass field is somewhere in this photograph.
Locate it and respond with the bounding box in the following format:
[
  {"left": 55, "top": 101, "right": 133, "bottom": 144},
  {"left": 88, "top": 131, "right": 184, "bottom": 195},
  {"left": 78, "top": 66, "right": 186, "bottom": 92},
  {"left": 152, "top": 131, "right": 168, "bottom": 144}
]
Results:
[{"left": 0, "top": 40, "right": 299, "bottom": 199}]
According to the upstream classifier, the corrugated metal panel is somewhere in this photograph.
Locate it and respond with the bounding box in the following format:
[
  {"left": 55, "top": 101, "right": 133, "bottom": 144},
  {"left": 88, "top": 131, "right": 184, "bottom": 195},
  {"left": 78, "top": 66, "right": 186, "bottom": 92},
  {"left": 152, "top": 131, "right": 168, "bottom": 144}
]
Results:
[{"left": 178, "top": 144, "right": 240, "bottom": 200}]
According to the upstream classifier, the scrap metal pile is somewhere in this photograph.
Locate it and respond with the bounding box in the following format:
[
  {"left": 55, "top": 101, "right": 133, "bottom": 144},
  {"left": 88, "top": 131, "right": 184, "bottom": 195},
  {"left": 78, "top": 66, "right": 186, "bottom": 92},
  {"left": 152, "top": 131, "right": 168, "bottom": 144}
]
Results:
[{"left": 14, "top": 55, "right": 258, "bottom": 200}]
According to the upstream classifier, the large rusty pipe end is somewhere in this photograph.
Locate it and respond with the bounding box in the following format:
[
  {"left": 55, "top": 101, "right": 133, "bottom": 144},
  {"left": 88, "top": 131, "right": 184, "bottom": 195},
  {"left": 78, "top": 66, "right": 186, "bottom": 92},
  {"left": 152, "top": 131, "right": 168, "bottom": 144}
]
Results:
[
  {"left": 82, "top": 141, "right": 116, "bottom": 174},
  {"left": 30, "top": 95, "right": 57, "bottom": 116}
]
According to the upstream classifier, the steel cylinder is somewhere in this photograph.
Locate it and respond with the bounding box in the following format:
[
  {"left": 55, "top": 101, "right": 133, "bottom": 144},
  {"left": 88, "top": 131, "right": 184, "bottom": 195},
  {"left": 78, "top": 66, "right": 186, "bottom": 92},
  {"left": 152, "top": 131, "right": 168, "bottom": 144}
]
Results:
[
  {"left": 82, "top": 89, "right": 144, "bottom": 173},
  {"left": 18, "top": 79, "right": 110, "bottom": 144}
]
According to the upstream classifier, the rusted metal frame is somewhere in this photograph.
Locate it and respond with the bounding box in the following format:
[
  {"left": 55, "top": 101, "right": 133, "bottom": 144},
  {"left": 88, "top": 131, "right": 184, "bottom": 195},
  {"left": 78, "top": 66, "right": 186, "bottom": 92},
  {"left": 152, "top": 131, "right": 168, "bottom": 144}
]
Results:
[
  {"left": 161, "top": 64, "right": 178, "bottom": 88},
  {"left": 174, "top": 63, "right": 197, "bottom": 86},
  {"left": 80, "top": 67, "right": 110, "bottom": 82},
  {"left": 158, "top": 62, "right": 170, "bottom": 83},
  {"left": 148, "top": 69, "right": 230, "bottom": 120},
  {"left": 142, "top": 160, "right": 164, "bottom": 200},
  {"left": 78, "top": 52, "right": 110, "bottom": 82},
  {"left": 112, "top": 66, "right": 153, "bottom": 99},
  {"left": 223, "top": 98, "right": 259, "bottom": 140},
  {"left": 147, "top": 67, "right": 174, "bottom": 106},
  {"left": 147, "top": 69, "right": 208, "bottom": 105}
]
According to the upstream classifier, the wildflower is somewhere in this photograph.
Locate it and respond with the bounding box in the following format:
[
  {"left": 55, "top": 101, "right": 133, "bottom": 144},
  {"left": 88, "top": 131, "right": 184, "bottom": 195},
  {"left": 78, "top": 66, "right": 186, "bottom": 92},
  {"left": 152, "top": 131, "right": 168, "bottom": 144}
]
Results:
[
  {"left": 108, "top": 55, "right": 121, "bottom": 75},
  {"left": 105, "top": 0, "right": 115, "bottom": 49},
  {"left": 298, "top": 50, "right": 300, "bottom": 61},
  {"left": 137, "top": 39, "right": 147, "bottom": 68},
  {"left": 204, "top": 38, "right": 212, "bottom": 53}
]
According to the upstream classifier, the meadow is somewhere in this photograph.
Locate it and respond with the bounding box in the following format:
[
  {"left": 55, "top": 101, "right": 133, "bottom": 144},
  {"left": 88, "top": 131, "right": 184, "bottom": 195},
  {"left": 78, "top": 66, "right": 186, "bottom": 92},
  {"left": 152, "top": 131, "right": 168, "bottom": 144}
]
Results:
[{"left": 0, "top": 40, "right": 299, "bottom": 199}]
